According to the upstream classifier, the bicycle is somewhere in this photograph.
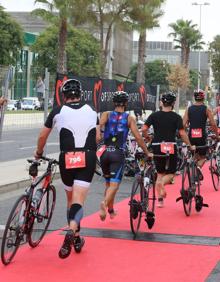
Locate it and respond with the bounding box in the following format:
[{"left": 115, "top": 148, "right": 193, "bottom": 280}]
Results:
[
  {"left": 1, "top": 156, "right": 59, "bottom": 265},
  {"left": 209, "top": 142, "right": 220, "bottom": 191},
  {"left": 176, "top": 146, "right": 209, "bottom": 216},
  {"left": 129, "top": 151, "right": 169, "bottom": 238}
]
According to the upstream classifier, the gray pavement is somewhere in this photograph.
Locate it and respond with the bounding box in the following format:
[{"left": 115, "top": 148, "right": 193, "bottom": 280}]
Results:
[{"left": 0, "top": 152, "right": 59, "bottom": 194}]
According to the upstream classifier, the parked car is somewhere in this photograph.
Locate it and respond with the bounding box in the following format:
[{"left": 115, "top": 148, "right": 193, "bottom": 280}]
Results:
[
  {"left": 7, "top": 100, "right": 17, "bottom": 111},
  {"left": 21, "top": 97, "right": 41, "bottom": 110}
]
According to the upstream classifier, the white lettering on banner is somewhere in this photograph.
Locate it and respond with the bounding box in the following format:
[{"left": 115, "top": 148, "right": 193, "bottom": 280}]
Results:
[
  {"left": 146, "top": 94, "right": 156, "bottom": 103},
  {"left": 100, "top": 92, "right": 115, "bottom": 102},
  {"left": 129, "top": 92, "right": 140, "bottom": 102},
  {"left": 81, "top": 90, "right": 93, "bottom": 101}
]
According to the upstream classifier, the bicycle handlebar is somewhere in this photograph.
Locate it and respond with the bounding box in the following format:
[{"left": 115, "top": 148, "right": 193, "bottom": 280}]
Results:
[{"left": 27, "top": 156, "right": 59, "bottom": 165}]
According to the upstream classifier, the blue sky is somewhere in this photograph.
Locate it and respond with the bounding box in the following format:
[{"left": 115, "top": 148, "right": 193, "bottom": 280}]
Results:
[{"left": 1, "top": 0, "right": 219, "bottom": 45}]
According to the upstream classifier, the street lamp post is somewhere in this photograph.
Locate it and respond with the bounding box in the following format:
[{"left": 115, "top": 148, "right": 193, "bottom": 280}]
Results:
[{"left": 192, "top": 2, "right": 210, "bottom": 90}]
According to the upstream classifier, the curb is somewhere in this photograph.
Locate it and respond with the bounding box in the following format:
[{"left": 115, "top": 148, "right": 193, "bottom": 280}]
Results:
[{"left": 0, "top": 173, "right": 61, "bottom": 195}]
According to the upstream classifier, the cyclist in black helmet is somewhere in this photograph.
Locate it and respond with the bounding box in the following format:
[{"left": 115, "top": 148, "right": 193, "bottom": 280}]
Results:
[
  {"left": 142, "top": 91, "right": 195, "bottom": 207},
  {"left": 35, "top": 78, "right": 100, "bottom": 259},
  {"left": 98, "top": 90, "right": 153, "bottom": 221},
  {"left": 183, "top": 89, "right": 218, "bottom": 180}
]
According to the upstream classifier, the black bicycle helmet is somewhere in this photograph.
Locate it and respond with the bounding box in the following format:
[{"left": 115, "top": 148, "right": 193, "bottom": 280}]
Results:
[
  {"left": 194, "top": 89, "right": 205, "bottom": 101},
  {"left": 112, "top": 91, "right": 129, "bottom": 104},
  {"left": 161, "top": 91, "right": 176, "bottom": 105},
  {"left": 61, "top": 79, "right": 82, "bottom": 98}
]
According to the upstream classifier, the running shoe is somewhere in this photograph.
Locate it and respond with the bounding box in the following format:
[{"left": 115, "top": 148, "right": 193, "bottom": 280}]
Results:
[
  {"left": 73, "top": 236, "right": 85, "bottom": 253},
  {"left": 58, "top": 230, "right": 74, "bottom": 259}
]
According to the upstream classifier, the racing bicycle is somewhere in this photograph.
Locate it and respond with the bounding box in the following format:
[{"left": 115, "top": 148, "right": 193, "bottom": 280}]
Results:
[
  {"left": 1, "top": 156, "right": 58, "bottom": 265},
  {"left": 176, "top": 146, "right": 208, "bottom": 216}
]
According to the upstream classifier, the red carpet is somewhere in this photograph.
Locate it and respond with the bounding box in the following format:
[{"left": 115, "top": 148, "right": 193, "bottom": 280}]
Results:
[{"left": 1, "top": 163, "right": 220, "bottom": 282}]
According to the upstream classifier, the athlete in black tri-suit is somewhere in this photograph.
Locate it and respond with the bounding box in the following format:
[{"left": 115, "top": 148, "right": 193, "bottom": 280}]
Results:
[
  {"left": 142, "top": 92, "right": 195, "bottom": 207},
  {"left": 35, "top": 79, "right": 100, "bottom": 259},
  {"left": 183, "top": 89, "right": 218, "bottom": 180}
]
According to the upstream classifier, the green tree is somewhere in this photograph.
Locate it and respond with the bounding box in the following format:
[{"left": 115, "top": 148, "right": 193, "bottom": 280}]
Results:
[
  {"left": 0, "top": 6, "right": 23, "bottom": 65},
  {"left": 127, "top": 0, "right": 165, "bottom": 83},
  {"left": 209, "top": 35, "right": 220, "bottom": 89},
  {"left": 130, "top": 60, "right": 170, "bottom": 91},
  {"left": 189, "top": 69, "right": 198, "bottom": 90},
  {"left": 33, "top": 0, "right": 91, "bottom": 74},
  {"left": 168, "top": 19, "right": 204, "bottom": 69},
  {"left": 31, "top": 25, "right": 101, "bottom": 76}
]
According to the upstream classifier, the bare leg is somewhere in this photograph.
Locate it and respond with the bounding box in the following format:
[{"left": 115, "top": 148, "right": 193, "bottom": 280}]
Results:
[
  {"left": 69, "top": 185, "right": 89, "bottom": 236},
  {"left": 100, "top": 182, "right": 119, "bottom": 221},
  {"left": 155, "top": 173, "right": 166, "bottom": 198}
]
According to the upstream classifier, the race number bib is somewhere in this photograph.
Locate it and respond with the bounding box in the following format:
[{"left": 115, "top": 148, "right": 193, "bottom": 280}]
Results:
[
  {"left": 160, "top": 142, "right": 174, "bottom": 154},
  {"left": 96, "top": 145, "right": 106, "bottom": 158},
  {"left": 65, "top": 152, "right": 86, "bottom": 169},
  {"left": 191, "top": 128, "right": 202, "bottom": 138}
]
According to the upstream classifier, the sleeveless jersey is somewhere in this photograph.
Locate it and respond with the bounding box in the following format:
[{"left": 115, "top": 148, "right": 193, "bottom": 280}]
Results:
[
  {"left": 188, "top": 104, "right": 207, "bottom": 140},
  {"left": 103, "top": 111, "right": 129, "bottom": 150}
]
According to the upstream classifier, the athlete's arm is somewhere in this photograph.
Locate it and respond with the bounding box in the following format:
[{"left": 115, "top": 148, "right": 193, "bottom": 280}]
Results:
[
  {"left": 35, "top": 126, "right": 52, "bottom": 157},
  {"left": 178, "top": 129, "right": 195, "bottom": 151},
  {"left": 99, "top": 111, "right": 109, "bottom": 132},
  {"left": 182, "top": 108, "right": 189, "bottom": 129},
  {"left": 142, "top": 124, "right": 151, "bottom": 142},
  {"left": 207, "top": 107, "right": 218, "bottom": 136},
  {"left": 128, "top": 116, "right": 152, "bottom": 157},
  {"left": 213, "top": 107, "right": 217, "bottom": 116}
]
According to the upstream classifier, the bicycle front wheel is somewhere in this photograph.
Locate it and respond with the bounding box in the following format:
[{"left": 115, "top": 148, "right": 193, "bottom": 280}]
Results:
[
  {"left": 1, "top": 194, "right": 28, "bottom": 265},
  {"left": 210, "top": 153, "right": 220, "bottom": 191},
  {"left": 28, "top": 185, "right": 56, "bottom": 248},
  {"left": 129, "top": 178, "right": 143, "bottom": 237},
  {"left": 181, "top": 165, "right": 192, "bottom": 216}
]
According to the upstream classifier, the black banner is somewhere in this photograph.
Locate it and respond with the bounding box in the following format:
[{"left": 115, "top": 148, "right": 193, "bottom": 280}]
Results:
[{"left": 54, "top": 73, "right": 156, "bottom": 112}]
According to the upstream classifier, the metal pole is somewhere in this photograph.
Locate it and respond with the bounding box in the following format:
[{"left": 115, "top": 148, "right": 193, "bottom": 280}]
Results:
[
  {"left": 44, "top": 68, "right": 49, "bottom": 123},
  {"left": 198, "top": 4, "right": 201, "bottom": 90},
  {"left": 192, "top": 2, "right": 210, "bottom": 90},
  {"left": 156, "top": 84, "right": 160, "bottom": 111},
  {"left": 108, "top": 24, "right": 114, "bottom": 79},
  {"left": 0, "top": 67, "right": 13, "bottom": 140}
]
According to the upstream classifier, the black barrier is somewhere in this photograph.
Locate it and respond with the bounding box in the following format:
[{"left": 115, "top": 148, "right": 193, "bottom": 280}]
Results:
[{"left": 54, "top": 73, "right": 156, "bottom": 112}]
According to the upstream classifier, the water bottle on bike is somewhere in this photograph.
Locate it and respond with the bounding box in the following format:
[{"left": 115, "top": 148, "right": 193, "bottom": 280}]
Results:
[{"left": 32, "top": 188, "right": 43, "bottom": 209}]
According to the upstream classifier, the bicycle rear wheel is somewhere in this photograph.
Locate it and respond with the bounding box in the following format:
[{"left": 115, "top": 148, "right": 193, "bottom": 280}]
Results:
[
  {"left": 1, "top": 194, "right": 28, "bottom": 265},
  {"left": 28, "top": 185, "right": 56, "bottom": 248},
  {"left": 181, "top": 165, "right": 192, "bottom": 216},
  {"left": 210, "top": 153, "right": 220, "bottom": 191},
  {"left": 129, "top": 178, "right": 143, "bottom": 237}
]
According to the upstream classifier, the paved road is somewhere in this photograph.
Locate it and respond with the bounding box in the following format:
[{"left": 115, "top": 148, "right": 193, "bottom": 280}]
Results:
[
  {"left": 0, "top": 176, "right": 133, "bottom": 245},
  {"left": 0, "top": 128, "right": 59, "bottom": 162}
]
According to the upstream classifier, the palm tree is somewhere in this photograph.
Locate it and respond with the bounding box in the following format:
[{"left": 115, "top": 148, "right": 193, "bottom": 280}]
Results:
[
  {"left": 33, "top": 0, "right": 91, "bottom": 74},
  {"left": 168, "top": 19, "right": 204, "bottom": 69},
  {"left": 127, "top": 0, "right": 165, "bottom": 83}
]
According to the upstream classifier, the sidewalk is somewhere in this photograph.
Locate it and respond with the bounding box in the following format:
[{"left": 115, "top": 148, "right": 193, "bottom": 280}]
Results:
[{"left": 0, "top": 153, "right": 59, "bottom": 194}]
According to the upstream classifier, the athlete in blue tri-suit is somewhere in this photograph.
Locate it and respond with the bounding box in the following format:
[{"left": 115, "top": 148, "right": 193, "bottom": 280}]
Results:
[{"left": 99, "top": 91, "right": 152, "bottom": 221}]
